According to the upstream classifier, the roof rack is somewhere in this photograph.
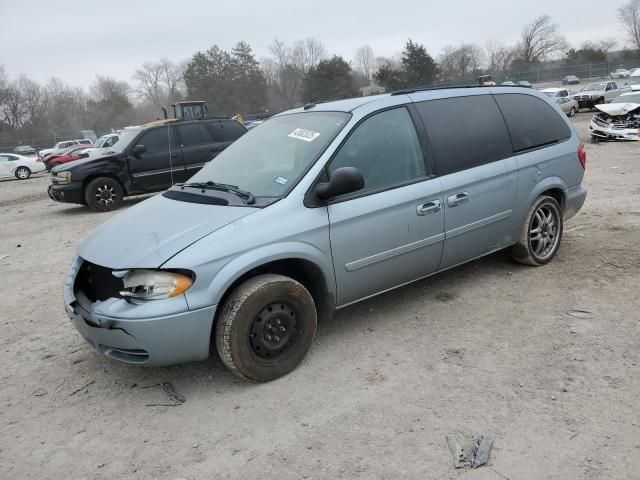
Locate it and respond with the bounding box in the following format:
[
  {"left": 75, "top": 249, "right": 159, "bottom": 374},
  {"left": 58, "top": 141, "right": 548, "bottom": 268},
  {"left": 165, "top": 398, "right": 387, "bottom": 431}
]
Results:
[{"left": 390, "top": 84, "right": 530, "bottom": 96}]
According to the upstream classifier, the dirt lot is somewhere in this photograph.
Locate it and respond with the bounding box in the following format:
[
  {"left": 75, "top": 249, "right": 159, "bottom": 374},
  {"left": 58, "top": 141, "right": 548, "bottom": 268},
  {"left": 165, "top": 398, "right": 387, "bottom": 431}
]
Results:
[{"left": 1, "top": 111, "right": 639, "bottom": 480}]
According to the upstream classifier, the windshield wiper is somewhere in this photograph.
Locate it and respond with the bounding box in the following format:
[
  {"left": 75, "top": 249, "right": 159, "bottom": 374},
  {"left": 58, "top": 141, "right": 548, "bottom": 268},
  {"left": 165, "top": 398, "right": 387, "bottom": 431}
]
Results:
[{"left": 177, "top": 181, "right": 255, "bottom": 205}]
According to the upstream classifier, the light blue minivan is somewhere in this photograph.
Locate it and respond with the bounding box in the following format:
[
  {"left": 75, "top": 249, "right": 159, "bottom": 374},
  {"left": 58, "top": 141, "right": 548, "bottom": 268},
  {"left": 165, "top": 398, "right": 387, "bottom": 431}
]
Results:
[{"left": 64, "top": 86, "right": 587, "bottom": 381}]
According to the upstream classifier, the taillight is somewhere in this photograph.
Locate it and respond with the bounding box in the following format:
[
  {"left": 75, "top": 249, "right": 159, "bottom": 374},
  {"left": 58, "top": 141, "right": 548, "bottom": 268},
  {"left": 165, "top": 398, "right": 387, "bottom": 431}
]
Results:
[{"left": 577, "top": 143, "right": 586, "bottom": 169}]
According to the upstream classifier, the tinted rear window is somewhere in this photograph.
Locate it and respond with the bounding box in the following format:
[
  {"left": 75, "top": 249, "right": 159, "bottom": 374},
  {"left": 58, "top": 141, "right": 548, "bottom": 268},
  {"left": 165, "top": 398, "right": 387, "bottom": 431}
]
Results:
[
  {"left": 415, "top": 95, "right": 512, "bottom": 176},
  {"left": 208, "top": 121, "right": 247, "bottom": 142},
  {"left": 494, "top": 94, "right": 571, "bottom": 152}
]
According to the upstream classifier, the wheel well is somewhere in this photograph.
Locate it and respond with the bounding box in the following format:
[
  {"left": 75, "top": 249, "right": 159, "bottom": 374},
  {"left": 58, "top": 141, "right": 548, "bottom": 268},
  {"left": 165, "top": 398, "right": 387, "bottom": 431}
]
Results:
[
  {"left": 215, "top": 259, "right": 333, "bottom": 325},
  {"left": 541, "top": 188, "right": 565, "bottom": 211},
  {"left": 82, "top": 174, "right": 126, "bottom": 195}
]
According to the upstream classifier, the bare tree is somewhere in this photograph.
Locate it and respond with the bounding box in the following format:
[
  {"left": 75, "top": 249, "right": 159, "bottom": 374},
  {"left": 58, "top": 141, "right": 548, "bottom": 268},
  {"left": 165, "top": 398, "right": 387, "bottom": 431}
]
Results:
[
  {"left": 292, "top": 38, "right": 327, "bottom": 76},
  {"left": 619, "top": 0, "right": 640, "bottom": 50},
  {"left": 599, "top": 37, "right": 619, "bottom": 58},
  {"left": 354, "top": 45, "right": 375, "bottom": 83},
  {"left": 265, "top": 39, "right": 305, "bottom": 108},
  {"left": 91, "top": 75, "right": 131, "bottom": 103},
  {"left": 439, "top": 44, "right": 484, "bottom": 80},
  {"left": 134, "top": 58, "right": 184, "bottom": 109},
  {"left": 518, "top": 15, "right": 568, "bottom": 64},
  {"left": 485, "top": 40, "right": 515, "bottom": 72}
]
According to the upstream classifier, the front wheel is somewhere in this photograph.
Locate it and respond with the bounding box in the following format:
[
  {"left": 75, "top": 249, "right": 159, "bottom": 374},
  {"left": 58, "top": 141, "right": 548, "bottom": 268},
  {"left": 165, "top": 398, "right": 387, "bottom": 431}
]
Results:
[
  {"left": 15, "top": 167, "right": 31, "bottom": 180},
  {"left": 569, "top": 107, "right": 576, "bottom": 117},
  {"left": 84, "top": 177, "right": 124, "bottom": 212},
  {"left": 511, "top": 195, "right": 563, "bottom": 266},
  {"left": 215, "top": 274, "right": 317, "bottom": 382}
]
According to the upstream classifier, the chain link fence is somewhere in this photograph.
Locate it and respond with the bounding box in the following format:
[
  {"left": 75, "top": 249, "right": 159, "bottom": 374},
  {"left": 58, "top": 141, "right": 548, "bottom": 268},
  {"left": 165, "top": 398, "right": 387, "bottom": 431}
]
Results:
[{"left": 435, "top": 58, "right": 640, "bottom": 88}]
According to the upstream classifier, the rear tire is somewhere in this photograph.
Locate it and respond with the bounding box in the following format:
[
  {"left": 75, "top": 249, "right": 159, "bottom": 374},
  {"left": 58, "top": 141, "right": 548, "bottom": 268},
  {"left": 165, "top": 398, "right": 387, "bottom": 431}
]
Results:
[
  {"left": 215, "top": 274, "right": 317, "bottom": 382},
  {"left": 15, "top": 167, "right": 31, "bottom": 180},
  {"left": 511, "top": 195, "right": 563, "bottom": 266},
  {"left": 569, "top": 107, "right": 576, "bottom": 117},
  {"left": 84, "top": 177, "right": 124, "bottom": 212}
]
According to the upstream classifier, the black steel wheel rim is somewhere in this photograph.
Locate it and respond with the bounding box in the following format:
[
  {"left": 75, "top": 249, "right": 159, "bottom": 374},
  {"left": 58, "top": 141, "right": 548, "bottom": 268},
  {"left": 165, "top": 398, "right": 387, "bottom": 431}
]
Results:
[{"left": 249, "top": 301, "right": 301, "bottom": 361}]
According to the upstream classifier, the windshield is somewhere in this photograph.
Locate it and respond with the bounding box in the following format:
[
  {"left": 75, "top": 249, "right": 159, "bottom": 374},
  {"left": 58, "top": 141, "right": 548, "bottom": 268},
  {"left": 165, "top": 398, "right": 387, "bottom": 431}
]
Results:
[
  {"left": 629, "top": 76, "right": 640, "bottom": 85},
  {"left": 582, "top": 83, "right": 606, "bottom": 91},
  {"left": 188, "top": 112, "right": 350, "bottom": 197},
  {"left": 105, "top": 129, "right": 140, "bottom": 153},
  {"left": 542, "top": 91, "right": 556, "bottom": 98},
  {"left": 94, "top": 135, "right": 109, "bottom": 147}
]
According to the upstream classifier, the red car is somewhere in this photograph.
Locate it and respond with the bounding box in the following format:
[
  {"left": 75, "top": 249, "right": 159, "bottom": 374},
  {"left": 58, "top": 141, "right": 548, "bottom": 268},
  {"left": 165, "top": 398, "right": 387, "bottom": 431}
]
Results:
[{"left": 43, "top": 146, "right": 90, "bottom": 171}]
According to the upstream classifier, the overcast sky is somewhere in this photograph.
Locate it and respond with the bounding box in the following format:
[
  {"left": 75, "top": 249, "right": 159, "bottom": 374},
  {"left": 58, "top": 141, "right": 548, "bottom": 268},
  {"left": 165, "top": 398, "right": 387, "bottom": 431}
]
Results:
[{"left": 0, "top": 0, "right": 627, "bottom": 88}]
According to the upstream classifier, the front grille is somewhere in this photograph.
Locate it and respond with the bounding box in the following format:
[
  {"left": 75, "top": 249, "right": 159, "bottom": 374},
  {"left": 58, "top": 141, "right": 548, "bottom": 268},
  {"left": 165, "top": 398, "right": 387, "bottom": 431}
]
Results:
[{"left": 74, "top": 260, "right": 123, "bottom": 302}]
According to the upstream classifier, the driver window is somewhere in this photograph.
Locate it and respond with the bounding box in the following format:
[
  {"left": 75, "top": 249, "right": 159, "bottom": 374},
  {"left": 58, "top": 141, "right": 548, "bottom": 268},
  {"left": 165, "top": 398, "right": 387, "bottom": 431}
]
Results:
[{"left": 328, "top": 107, "right": 426, "bottom": 195}]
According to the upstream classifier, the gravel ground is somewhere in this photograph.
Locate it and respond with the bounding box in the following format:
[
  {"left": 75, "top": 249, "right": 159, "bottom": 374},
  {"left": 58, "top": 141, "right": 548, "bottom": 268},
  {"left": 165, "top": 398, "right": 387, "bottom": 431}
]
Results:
[{"left": 0, "top": 111, "right": 639, "bottom": 480}]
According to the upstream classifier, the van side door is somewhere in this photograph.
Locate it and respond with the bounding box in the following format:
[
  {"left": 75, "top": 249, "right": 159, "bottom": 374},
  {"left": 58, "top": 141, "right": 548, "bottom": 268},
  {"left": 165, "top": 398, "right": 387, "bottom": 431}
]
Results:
[
  {"left": 414, "top": 94, "right": 518, "bottom": 270},
  {"left": 325, "top": 106, "right": 445, "bottom": 306}
]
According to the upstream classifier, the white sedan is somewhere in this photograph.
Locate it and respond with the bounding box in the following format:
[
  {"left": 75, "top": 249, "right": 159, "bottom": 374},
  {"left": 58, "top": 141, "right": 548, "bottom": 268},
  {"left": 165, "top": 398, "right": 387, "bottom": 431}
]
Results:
[{"left": 0, "top": 153, "right": 46, "bottom": 180}]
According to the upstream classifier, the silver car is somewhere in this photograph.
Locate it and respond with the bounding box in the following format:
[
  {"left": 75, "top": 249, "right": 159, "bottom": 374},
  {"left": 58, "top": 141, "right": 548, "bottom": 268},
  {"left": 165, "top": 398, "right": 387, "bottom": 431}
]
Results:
[{"left": 64, "top": 87, "right": 587, "bottom": 382}]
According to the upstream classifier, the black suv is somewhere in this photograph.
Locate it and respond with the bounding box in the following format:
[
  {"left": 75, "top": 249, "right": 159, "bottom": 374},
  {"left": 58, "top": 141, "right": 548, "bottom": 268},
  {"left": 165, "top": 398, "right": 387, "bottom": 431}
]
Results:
[{"left": 48, "top": 118, "right": 247, "bottom": 211}]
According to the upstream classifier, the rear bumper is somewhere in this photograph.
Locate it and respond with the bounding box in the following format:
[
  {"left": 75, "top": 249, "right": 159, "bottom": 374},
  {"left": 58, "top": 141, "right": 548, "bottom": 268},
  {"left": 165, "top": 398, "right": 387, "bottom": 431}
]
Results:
[
  {"left": 48, "top": 182, "right": 84, "bottom": 204},
  {"left": 564, "top": 184, "right": 587, "bottom": 220}
]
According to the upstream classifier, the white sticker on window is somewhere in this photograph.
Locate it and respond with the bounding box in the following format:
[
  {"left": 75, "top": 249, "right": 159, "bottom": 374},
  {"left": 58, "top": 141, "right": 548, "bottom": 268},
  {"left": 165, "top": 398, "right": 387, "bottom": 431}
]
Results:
[
  {"left": 288, "top": 128, "right": 320, "bottom": 142},
  {"left": 274, "top": 176, "right": 289, "bottom": 185}
]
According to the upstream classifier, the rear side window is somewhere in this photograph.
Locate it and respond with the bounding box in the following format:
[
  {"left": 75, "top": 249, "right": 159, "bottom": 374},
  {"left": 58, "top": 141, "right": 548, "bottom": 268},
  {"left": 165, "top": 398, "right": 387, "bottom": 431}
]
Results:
[
  {"left": 208, "top": 121, "right": 246, "bottom": 142},
  {"left": 494, "top": 94, "right": 571, "bottom": 152},
  {"left": 415, "top": 95, "right": 512, "bottom": 176},
  {"left": 178, "top": 124, "right": 214, "bottom": 146}
]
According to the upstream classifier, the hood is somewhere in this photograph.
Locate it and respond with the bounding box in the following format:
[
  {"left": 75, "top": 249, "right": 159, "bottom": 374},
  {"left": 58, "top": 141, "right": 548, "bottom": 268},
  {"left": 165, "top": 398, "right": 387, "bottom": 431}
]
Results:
[
  {"left": 595, "top": 103, "right": 640, "bottom": 116},
  {"left": 575, "top": 90, "right": 602, "bottom": 96},
  {"left": 52, "top": 153, "right": 115, "bottom": 172},
  {"left": 78, "top": 194, "right": 257, "bottom": 269}
]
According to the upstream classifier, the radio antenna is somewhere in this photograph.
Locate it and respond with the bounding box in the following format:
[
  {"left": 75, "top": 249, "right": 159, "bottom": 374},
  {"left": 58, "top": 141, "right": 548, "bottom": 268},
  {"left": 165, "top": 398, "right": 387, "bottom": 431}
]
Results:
[{"left": 167, "top": 122, "right": 174, "bottom": 186}]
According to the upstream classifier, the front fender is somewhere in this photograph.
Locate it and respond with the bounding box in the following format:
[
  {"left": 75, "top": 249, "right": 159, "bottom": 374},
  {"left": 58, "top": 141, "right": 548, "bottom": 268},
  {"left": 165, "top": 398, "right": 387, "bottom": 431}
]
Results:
[{"left": 179, "top": 242, "right": 336, "bottom": 312}]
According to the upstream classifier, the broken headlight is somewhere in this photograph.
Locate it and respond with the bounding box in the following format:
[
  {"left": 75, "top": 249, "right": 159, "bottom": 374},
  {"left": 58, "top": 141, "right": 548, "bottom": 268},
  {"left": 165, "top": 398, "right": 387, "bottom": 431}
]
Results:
[{"left": 119, "top": 270, "right": 193, "bottom": 300}]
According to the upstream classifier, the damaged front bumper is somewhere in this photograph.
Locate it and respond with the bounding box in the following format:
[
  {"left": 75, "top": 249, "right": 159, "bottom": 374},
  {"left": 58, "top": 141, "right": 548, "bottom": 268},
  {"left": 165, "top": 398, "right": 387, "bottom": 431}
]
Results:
[
  {"left": 63, "top": 257, "right": 216, "bottom": 367},
  {"left": 589, "top": 120, "right": 639, "bottom": 141}
]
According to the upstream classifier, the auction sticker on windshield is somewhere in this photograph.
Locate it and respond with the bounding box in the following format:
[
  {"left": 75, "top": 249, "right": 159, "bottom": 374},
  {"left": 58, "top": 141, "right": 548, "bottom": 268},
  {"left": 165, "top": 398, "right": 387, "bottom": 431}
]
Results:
[{"left": 288, "top": 128, "right": 320, "bottom": 142}]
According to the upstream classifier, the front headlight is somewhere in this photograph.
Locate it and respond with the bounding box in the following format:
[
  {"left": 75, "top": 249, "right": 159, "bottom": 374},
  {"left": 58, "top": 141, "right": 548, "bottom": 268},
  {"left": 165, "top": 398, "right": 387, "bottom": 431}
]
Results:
[
  {"left": 119, "top": 270, "right": 193, "bottom": 300},
  {"left": 54, "top": 171, "right": 72, "bottom": 184}
]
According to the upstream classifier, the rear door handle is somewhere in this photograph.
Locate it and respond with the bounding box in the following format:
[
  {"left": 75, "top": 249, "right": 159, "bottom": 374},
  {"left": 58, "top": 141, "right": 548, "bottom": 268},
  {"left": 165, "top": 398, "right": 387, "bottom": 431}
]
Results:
[
  {"left": 416, "top": 199, "right": 442, "bottom": 216},
  {"left": 447, "top": 192, "right": 469, "bottom": 207}
]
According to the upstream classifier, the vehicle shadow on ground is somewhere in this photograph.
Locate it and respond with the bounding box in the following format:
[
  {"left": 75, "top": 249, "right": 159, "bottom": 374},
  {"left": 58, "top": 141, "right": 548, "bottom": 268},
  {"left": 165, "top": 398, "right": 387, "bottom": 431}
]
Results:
[{"left": 66, "top": 250, "right": 515, "bottom": 397}]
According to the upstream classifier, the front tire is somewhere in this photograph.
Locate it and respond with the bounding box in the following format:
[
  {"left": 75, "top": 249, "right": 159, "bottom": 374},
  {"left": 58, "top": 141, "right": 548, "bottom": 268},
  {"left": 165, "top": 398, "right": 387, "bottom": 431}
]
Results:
[
  {"left": 511, "top": 195, "right": 563, "bottom": 266},
  {"left": 215, "top": 274, "right": 317, "bottom": 382},
  {"left": 15, "top": 167, "right": 31, "bottom": 180},
  {"left": 84, "top": 177, "right": 124, "bottom": 212},
  {"left": 569, "top": 107, "right": 576, "bottom": 117}
]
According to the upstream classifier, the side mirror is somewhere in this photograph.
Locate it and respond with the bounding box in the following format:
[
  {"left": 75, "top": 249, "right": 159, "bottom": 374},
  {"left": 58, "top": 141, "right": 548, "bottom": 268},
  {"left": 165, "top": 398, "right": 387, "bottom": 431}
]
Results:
[
  {"left": 131, "top": 144, "right": 146, "bottom": 157},
  {"left": 316, "top": 167, "right": 364, "bottom": 199}
]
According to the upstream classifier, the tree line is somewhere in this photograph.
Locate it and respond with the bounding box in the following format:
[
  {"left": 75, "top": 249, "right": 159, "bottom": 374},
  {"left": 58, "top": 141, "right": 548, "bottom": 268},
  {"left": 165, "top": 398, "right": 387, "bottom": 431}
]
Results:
[{"left": 3, "top": 5, "right": 640, "bottom": 145}]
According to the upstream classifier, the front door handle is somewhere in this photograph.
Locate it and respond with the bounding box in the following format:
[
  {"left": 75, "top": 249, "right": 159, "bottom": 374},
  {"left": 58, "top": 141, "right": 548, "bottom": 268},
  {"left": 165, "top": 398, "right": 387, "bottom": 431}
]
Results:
[
  {"left": 417, "top": 199, "right": 442, "bottom": 216},
  {"left": 447, "top": 192, "right": 469, "bottom": 207}
]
